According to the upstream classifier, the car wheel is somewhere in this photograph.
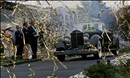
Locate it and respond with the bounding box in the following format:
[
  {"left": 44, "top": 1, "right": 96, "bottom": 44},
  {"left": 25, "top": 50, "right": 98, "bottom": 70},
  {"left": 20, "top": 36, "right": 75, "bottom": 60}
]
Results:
[
  {"left": 56, "top": 55, "right": 65, "bottom": 61},
  {"left": 89, "top": 35, "right": 103, "bottom": 59},
  {"left": 111, "top": 36, "right": 119, "bottom": 56},
  {"left": 111, "top": 50, "right": 119, "bottom": 56},
  {"left": 94, "top": 40, "right": 102, "bottom": 59},
  {"left": 81, "top": 55, "right": 87, "bottom": 59}
]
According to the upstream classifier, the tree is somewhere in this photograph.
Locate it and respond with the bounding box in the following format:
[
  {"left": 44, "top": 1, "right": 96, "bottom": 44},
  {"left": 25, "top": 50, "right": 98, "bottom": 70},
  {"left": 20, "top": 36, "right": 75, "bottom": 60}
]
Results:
[
  {"left": 117, "top": 5, "right": 130, "bottom": 40},
  {"left": 1, "top": 1, "right": 68, "bottom": 77}
]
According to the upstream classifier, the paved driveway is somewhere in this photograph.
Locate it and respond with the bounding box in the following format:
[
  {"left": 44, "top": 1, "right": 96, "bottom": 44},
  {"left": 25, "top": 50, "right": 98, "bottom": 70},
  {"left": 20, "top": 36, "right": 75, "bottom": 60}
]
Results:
[{"left": 1, "top": 56, "right": 115, "bottom": 78}]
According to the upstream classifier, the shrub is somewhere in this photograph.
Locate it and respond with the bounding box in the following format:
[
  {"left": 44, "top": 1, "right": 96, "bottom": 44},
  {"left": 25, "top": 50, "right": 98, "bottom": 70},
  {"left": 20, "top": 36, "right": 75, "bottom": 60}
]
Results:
[
  {"left": 83, "top": 62, "right": 123, "bottom": 78},
  {"left": 124, "top": 73, "right": 130, "bottom": 78},
  {"left": 118, "top": 59, "right": 130, "bottom": 77},
  {"left": 119, "top": 46, "right": 130, "bottom": 54},
  {"left": 84, "top": 59, "right": 130, "bottom": 78}
]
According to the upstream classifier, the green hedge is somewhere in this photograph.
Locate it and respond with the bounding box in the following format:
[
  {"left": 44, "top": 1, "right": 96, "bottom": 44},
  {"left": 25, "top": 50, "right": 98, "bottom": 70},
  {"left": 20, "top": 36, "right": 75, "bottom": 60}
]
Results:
[
  {"left": 84, "top": 60, "right": 130, "bottom": 78},
  {"left": 118, "top": 60, "right": 130, "bottom": 77},
  {"left": 119, "top": 46, "right": 130, "bottom": 54},
  {"left": 125, "top": 73, "right": 130, "bottom": 78}
]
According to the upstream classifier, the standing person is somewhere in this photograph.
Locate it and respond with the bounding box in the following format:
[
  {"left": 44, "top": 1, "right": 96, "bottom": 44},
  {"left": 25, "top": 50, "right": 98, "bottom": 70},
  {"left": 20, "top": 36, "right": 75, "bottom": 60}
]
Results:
[
  {"left": 15, "top": 25, "right": 24, "bottom": 60},
  {"left": 22, "top": 22, "right": 29, "bottom": 59},
  {"left": 28, "top": 21, "right": 38, "bottom": 59},
  {"left": 38, "top": 23, "right": 47, "bottom": 59},
  {"left": 3, "top": 25, "right": 14, "bottom": 58}
]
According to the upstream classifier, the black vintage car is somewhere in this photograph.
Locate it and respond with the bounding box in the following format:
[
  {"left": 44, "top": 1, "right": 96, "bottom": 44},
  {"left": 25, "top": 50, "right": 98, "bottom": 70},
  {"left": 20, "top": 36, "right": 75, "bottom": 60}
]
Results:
[{"left": 54, "top": 28, "right": 119, "bottom": 61}]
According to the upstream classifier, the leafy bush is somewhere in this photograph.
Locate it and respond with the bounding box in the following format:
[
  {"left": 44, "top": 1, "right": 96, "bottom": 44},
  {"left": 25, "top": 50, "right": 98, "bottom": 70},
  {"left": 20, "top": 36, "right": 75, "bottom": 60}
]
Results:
[
  {"left": 118, "top": 59, "right": 130, "bottom": 77},
  {"left": 119, "top": 46, "right": 130, "bottom": 54},
  {"left": 124, "top": 73, "right": 130, "bottom": 78},
  {"left": 83, "top": 62, "right": 123, "bottom": 78},
  {"left": 84, "top": 59, "right": 130, "bottom": 78}
]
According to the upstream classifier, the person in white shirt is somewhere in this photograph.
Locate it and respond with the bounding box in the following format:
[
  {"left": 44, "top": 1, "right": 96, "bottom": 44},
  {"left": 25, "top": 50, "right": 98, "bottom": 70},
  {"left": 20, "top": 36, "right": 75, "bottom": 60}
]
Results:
[{"left": 3, "top": 25, "right": 14, "bottom": 58}]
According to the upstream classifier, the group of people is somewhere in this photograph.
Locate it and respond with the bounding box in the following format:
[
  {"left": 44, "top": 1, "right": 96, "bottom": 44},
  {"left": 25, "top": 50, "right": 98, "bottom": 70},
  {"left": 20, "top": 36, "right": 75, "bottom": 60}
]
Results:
[{"left": 2, "top": 21, "right": 39, "bottom": 60}]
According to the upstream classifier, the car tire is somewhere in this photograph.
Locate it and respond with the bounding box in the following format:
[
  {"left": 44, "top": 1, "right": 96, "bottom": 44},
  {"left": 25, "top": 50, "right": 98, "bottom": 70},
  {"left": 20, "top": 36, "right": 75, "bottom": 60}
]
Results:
[
  {"left": 89, "top": 35, "right": 103, "bottom": 59},
  {"left": 94, "top": 40, "right": 103, "bottom": 59},
  {"left": 56, "top": 55, "right": 65, "bottom": 61},
  {"left": 111, "top": 50, "right": 119, "bottom": 56},
  {"left": 111, "top": 36, "right": 119, "bottom": 56},
  {"left": 81, "top": 55, "right": 87, "bottom": 59}
]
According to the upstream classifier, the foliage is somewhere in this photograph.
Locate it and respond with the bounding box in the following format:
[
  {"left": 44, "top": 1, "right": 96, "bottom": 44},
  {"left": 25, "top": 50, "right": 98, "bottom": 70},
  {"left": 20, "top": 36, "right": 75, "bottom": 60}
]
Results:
[
  {"left": 84, "top": 59, "right": 130, "bottom": 78},
  {"left": 119, "top": 46, "right": 130, "bottom": 54},
  {"left": 117, "top": 5, "right": 130, "bottom": 40},
  {"left": 124, "top": 73, "right": 130, "bottom": 78},
  {"left": 83, "top": 62, "right": 123, "bottom": 78},
  {"left": 118, "top": 59, "right": 130, "bottom": 77},
  {"left": 1, "top": 1, "right": 67, "bottom": 77}
]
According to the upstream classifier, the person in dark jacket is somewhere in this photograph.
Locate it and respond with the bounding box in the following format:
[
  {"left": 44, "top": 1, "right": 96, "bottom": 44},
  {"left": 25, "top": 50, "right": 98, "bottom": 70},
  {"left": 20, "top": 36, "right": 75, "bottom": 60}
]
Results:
[
  {"left": 15, "top": 25, "right": 24, "bottom": 60},
  {"left": 22, "top": 22, "right": 29, "bottom": 45},
  {"left": 28, "top": 21, "right": 38, "bottom": 59},
  {"left": 22, "top": 22, "right": 29, "bottom": 59}
]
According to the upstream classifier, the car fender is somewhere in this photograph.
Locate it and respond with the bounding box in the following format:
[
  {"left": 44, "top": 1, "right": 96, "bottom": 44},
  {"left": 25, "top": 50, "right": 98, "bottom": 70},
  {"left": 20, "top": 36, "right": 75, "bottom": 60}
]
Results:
[{"left": 89, "top": 35, "right": 101, "bottom": 46}]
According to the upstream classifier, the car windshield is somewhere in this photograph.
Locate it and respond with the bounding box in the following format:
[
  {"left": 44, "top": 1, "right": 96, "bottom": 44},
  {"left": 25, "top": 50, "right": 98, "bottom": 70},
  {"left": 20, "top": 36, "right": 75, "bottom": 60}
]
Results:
[{"left": 83, "top": 22, "right": 105, "bottom": 31}]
